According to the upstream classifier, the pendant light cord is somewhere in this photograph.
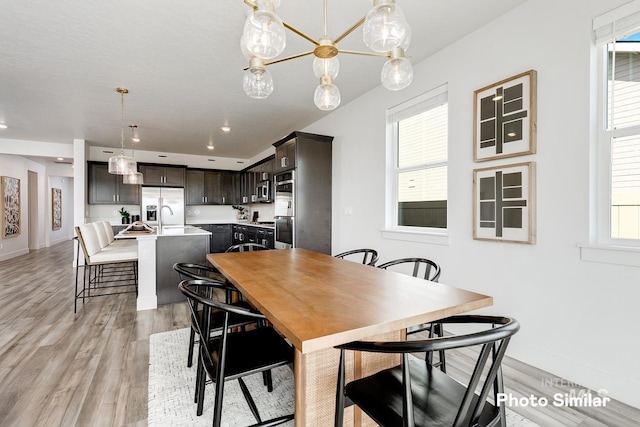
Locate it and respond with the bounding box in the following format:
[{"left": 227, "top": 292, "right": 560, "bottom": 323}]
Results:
[{"left": 120, "top": 91, "right": 125, "bottom": 156}]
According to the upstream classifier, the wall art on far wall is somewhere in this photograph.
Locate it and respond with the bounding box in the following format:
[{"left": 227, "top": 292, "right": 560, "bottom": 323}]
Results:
[
  {"left": 1, "top": 176, "right": 21, "bottom": 238},
  {"left": 474, "top": 69, "right": 537, "bottom": 162},
  {"left": 473, "top": 162, "right": 536, "bottom": 244},
  {"left": 52, "top": 187, "right": 62, "bottom": 230}
]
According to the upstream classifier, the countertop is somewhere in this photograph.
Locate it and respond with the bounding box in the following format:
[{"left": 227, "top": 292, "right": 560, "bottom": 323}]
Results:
[
  {"left": 186, "top": 220, "right": 275, "bottom": 229},
  {"left": 116, "top": 225, "right": 212, "bottom": 238}
]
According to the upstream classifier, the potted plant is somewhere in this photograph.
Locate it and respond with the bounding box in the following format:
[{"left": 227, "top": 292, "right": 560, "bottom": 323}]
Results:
[{"left": 119, "top": 207, "right": 131, "bottom": 224}]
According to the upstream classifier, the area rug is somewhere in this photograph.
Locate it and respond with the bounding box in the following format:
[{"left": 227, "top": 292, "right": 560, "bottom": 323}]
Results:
[{"left": 148, "top": 328, "right": 538, "bottom": 427}]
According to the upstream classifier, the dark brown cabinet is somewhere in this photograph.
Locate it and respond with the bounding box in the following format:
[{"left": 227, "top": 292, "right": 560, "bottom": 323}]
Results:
[
  {"left": 88, "top": 162, "right": 140, "bottom": 205},
  {"left": 139, "top": 164, "right": 185, "bottom": 187},
  {"left": 186, "top": 169, "right": 238, "bottom": 205},
  {"left": 274, "top": 138, "right": 296, "bottom": 172}
]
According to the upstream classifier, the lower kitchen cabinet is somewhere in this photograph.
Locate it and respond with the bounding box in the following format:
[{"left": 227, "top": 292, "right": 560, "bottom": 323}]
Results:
[{"left": 209, "top": 224, "right": 233, "bottom": 252}]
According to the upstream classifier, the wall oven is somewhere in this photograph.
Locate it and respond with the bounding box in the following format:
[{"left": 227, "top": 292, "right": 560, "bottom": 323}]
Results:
[{"left": 274, "top": 171, "right": 295, "bottom": 249}]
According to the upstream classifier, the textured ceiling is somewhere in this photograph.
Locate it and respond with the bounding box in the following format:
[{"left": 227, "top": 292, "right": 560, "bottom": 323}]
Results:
[{"left": 0, "top": 0, "right": 526, "bottom": 160}]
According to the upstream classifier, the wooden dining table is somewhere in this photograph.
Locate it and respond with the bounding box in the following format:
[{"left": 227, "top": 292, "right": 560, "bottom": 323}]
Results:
[{"left": 206, "top": 248, "right": 493, "bottom": 426}]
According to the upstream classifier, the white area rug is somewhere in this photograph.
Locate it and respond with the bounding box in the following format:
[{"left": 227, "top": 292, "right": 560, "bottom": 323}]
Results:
[
  {"left": 148, "top": 328, "right": 538, "bottom": 427},
  {"left": 148, "top": 328, "right": 294, "bottom": 426}
]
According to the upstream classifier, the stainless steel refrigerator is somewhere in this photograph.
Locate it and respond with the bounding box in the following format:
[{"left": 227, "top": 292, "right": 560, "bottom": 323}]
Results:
[{"left": 141, "top": 187, "right": 185, "bottom": 227}]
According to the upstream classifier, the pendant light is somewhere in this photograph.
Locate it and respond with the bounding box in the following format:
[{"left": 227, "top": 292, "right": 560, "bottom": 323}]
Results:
[
  {"left": 108, "top": 88, "right": 136, "bottom": 175},
  {"left": 123, "top": 124, "right": 144, "bottom": 185}
]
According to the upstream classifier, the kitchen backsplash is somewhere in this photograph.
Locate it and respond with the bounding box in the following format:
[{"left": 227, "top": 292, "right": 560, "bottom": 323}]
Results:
[{"left": 89, "top": 203, "right": 274, "bottom": 225}]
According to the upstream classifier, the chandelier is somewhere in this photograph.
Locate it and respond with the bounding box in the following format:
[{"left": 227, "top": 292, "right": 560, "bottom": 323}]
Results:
[
  {"left": 108, "top": 88, "right": 137, "bottom": 175},
  {"left": 123, "top": 124, "right": 144, "bottom": 185},
  {"left": 241, "top": 0, "right": 413, "bottom": 111}
]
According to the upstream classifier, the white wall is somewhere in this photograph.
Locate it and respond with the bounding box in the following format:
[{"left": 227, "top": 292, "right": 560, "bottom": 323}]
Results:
[
  {"left": 0, "top": 154, "right": 46, "bottom": 260},
  {"left": 48, "top": 175, "right": 74, "bottom": 245},
  {"left": 304, "top": 0, "right": 640, "bottom": 408}
]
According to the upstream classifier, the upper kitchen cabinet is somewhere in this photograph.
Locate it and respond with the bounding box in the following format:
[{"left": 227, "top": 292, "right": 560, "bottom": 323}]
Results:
[
  {"left": 186, "top": 169, "right": 238, "bottom": 205},
  {"left": 88, "top": 161, "right": 140, "bottom": 205},
  {"left": 139, "top": 164, "right": 186, "bottom": 187},
  {"left": 274, "top": 137, "right": 296, "bottom": 172},
  {"left": 273, "top": 132, "right": 333, "bottom": 174}
]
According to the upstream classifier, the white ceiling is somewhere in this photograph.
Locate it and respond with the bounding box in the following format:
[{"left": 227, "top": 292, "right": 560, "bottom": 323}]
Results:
[{"left": 0, "top": 0, "right": 525, "bottom": 161}]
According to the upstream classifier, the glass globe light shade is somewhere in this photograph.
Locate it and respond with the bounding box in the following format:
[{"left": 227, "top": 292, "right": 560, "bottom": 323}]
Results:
[
  {"left": 123, "top": 171, "right": 144, "bottom": 185},
  {"left": 240, "top": 35, "right": 252, "bottom": 60},
  {"left": 314, "top": 80, "right": 341, "bottom": 111},
  {"left": 243, "top": 66, "right": 274, "bottom": 99},
  {"left": 363, "top": 0, "right": 411, "bottom": 53},
  {"left": 243, "top": 8, "right": 286, "bottom": 60},
  {"left": 312, "top": 56, "right": 339, "bottom": 79},
  {"left": 381, "top": 56, "right": 413, "bottom": 91},
  {"left": 108, "top": 154, "right": 136, "bottom": 175},
  {"left": 380, "top": 58, "right": 413, "bottom": 90}
]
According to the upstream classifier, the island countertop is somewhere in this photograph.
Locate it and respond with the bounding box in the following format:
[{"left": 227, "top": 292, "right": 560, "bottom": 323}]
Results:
[{"left": 116, "top": 225, "right": 211, "bottom": 239}]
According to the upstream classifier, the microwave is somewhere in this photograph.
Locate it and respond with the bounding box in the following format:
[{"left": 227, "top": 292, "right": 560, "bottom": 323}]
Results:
[{"left": 255, "top": 180, "right": 271, "bottom": 202}]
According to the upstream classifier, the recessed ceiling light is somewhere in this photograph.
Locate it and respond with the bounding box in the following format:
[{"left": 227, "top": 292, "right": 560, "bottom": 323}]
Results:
[
  {"left": 0, "top": 123, "right": 7, "bottom": 129},
  {"left": 221, "top": 126, "right": 231, "bottom": 132},
  {"left": 207, "top": 144, "right": 214, "bottom": 150},
  {"left": 158, "top": 155, "right": 167, "bottom": 158},
  {"left": 132, "top": 137, "right": 141, "bottom": 142},
  {"left": 57, "top": 157, "right": 64, "bottom": 161}
]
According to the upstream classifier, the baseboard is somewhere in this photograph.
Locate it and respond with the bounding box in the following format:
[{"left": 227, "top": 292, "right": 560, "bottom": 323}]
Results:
[
  {"left": 508, "top": 340, "right": 640, "bottom": 409},
  {"left": 0, "top": 248, "right": 30, "bottom": 262}
]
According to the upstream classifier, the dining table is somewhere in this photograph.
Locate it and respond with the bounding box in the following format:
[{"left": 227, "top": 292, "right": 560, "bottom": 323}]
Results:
[{"left": 206, "top": 248, "right": 493, "bottom": 426}]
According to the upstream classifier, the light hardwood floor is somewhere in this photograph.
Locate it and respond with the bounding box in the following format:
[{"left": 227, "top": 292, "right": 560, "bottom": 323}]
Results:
[{"left": 0, "top": 241, "right": 638, "bottom": 426}]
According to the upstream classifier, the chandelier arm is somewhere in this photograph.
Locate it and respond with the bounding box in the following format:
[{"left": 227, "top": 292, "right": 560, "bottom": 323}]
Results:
[
  {"left": 243, "top": 0, "right": 257, "bottom": 9},
  {"left": 267, "top": 51, "right": 315, "bottom": 67},
  {"left": 338, "top": 49, "right": 389, "bottom": 58},
  {"left": 242, "top": 51, "right": 315, "bottom": 70},
  {"left": 333, "top": 16, "right": 366, "bottom": 45},
  {"left": 283, "top": 21, "right": 320, "bottom": 46}
]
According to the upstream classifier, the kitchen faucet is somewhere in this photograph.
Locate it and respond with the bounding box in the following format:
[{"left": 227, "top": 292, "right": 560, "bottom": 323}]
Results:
[{"left": 158, "top": 204, "right": 174, "bottom": 231}]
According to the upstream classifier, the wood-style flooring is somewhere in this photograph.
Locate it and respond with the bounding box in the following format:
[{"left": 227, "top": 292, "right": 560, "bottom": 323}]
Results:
[{"left": 0, "top": 241, "right": 638, "bottom": 426}]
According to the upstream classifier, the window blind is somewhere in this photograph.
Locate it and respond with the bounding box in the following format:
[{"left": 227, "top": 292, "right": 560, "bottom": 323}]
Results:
[{"left": 593, "top": 0, "right": 640, "bottom": 44}]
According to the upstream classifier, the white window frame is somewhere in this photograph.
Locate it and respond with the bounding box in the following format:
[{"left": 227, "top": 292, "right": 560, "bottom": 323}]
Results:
[
  {"left": 383, "top": 84, "right": 450, "bottom": 245},
  {"left": 582, "top": 1, "right": 640, "bottom": 266}
]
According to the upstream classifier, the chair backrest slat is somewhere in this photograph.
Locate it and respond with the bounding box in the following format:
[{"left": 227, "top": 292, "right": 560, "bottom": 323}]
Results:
[
  {"left": 377, "top": 257, "right": 441, "bottom": 282},
  {"left": 334, "top": 249, "right": 379, "bottom": 266}
]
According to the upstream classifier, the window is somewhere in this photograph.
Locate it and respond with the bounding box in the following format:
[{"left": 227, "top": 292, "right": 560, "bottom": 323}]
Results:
[
  {"left": 386, "top": 85, "right": 448, "bottom": 232},
  {"left": 594, "top": 4, "right": 640, "bottom": 245}
]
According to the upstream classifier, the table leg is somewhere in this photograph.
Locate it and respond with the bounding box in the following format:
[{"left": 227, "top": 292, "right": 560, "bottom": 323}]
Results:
[{"left": 293, "top": 331, "right": 401, "bottom": 426}]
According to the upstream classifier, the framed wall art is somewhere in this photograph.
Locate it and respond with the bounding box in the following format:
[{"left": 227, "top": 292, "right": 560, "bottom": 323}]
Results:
[
  {"left": 52, "top": 187, "right": 62, "bottom": 230},
  {"left": 473, "top": 162, "right": 536, "bottom": 244},
  {"left": 474, "top": 70, "right": 537, "bottom": 162},
  {"left": 2, "top": 176, "right": 21, "bottom": 238}
]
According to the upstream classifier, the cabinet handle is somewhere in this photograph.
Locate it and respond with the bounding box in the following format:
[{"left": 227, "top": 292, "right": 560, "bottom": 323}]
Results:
[
  {"left": 222, "top": 196, "right": 225, "bottom": 204},
  {"left": 204, "top": 196, "right": 207, "bottom": 203},
  {"left": 117, "top": 194, "right": 120, "bottom": 202},
  {"left": 113, "top": 195, "right": 116, "bottom": 202}
]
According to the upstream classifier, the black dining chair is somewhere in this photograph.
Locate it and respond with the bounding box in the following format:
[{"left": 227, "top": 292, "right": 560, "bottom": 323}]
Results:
[
  {"left": 334, "top": 315, "right": 520, "bottom": 427},
  {"left": 173, "top": 263, "right": 256, "bottom": 368},
  {"left": 178, "top": 279, "right": 294, "bottom": 426},
  {"left": 377, "top": 257, "right": 446, "bottom": 371},
  {"left": 334, "top": 248, "right": 379, "bottom": 266},
  {"left": 225, "top": 243, "right": 270, "bottom": 252}
]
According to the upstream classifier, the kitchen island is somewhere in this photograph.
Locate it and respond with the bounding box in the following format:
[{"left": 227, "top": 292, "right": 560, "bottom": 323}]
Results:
[{"left": 117, "top": 225, "right": 211, "bottom": 310}]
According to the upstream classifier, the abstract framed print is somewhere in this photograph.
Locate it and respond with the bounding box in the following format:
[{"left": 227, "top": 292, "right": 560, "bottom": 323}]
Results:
[
  {"left": 52, "top": 187, "right": 62, "bottom": 230},
  {"left": 474, "top": 70, "right": 537, "bottom": 162},
  {"left": 2, "top": 176, "right": 21, "bottom": 238},
  {"left": 473, "top": 162, "right": 536, "bottom": 244}
]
